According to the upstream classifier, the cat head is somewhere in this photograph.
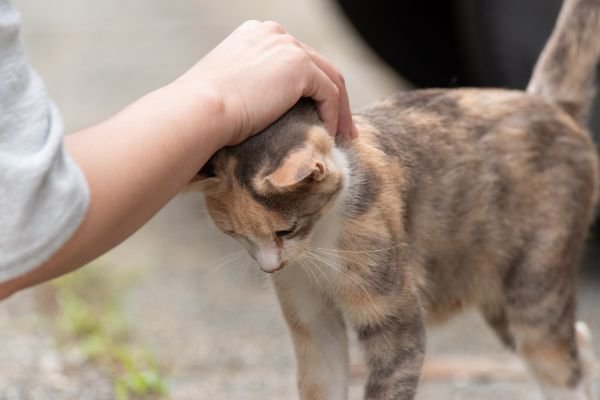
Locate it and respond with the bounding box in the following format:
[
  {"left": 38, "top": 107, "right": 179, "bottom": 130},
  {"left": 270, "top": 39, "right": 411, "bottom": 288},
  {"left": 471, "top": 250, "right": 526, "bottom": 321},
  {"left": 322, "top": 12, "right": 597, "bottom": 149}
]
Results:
[{"left": 195, "top": 99, "right": 346, "bottom": 273}]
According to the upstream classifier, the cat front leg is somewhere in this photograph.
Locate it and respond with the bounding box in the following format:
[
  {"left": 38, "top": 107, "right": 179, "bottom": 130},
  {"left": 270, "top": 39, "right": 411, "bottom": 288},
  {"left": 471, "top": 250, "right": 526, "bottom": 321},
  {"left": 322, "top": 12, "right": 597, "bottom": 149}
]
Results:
[
  {"left": 355, "top": 305, "right": 425, "bottom": 400},
  {"left": 273, "top": 266, "right": 349, "bottom": 400}
]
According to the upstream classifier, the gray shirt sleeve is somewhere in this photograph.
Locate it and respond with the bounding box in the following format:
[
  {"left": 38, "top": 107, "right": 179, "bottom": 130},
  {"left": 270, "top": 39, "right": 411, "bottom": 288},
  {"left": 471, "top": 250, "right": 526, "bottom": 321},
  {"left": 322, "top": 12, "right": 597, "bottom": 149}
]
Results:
[{"left": 0, "top": 0, "right": 90, "bottom": 282}]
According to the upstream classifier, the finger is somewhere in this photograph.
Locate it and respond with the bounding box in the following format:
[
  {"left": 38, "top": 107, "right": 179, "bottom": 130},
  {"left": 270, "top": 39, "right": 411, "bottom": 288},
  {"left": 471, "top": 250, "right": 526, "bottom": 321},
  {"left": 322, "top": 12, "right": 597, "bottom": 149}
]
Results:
[
  {"left": 238, "top": 19, "right": 262, "bottom": 31},
  {"left": 301, "top": 65, "right": 341, "bottom": 137},
  {"left": 301, "top": 44, "right": 356, "bottom": 140},
  {"left": 261, "top": 20, "right": 287, "bottom": 34}
]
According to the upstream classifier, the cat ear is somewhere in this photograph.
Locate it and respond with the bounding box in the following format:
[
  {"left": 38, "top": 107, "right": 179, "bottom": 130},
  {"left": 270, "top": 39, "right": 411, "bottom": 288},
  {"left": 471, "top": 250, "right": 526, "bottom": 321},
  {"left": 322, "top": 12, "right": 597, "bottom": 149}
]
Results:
[
  {"left": 265, "top": 146, "right": 327, "bottom": 190},
  {"left": 187, "top": 174, "right": 221, "bottom": 193}
]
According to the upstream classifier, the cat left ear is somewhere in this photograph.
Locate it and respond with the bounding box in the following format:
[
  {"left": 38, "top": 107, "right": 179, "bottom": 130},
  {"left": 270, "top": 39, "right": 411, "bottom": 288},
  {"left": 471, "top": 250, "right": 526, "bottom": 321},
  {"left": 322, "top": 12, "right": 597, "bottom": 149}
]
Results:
[
  {"left": 265, "top": 146, "right": 327, "bottom": 190},
  {"left": 188, "top": 160, "right": 222, "bottom": 192}
]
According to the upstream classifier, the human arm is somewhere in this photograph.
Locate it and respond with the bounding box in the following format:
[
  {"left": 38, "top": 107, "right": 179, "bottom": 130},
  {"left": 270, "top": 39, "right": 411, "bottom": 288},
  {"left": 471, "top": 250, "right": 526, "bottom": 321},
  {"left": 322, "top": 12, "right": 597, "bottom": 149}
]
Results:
[{"left": 0, "top": 20, "right": 356, "bottom": 299}]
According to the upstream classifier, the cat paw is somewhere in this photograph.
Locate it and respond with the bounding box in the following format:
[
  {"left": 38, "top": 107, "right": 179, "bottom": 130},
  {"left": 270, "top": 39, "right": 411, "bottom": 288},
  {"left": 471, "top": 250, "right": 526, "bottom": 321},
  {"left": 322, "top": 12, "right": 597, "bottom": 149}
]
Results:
[{"left": 575, "top": 321, "right": 597, "bottom": 400}]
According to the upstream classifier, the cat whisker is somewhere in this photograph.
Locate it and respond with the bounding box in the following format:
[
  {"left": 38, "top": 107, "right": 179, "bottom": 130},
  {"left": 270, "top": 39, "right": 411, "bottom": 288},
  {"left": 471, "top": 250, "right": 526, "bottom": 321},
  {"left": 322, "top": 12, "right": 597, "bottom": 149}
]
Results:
[
  {"left": 310, "top": 259, "right": 338, "bottom": 294},
  {"left": 306, "top": 251, "right": 353, "bottom": 276},
  {"left": 305, "top": 252, "right": 369, "bottom": 296},
  {"left": 307, "top": 252, "right": 368, "bottom": 289},
  {"left": 305, "top": 253, "right": 349, "bottom": 280},
  {"left": 308, "top": 248, "right": 359, "bottom": 264},
  {"left": 310, "top": 243, "right": 403, "bottom": 255},
  {"left": 200, "top": 251, "right": 247, "bottom": 276},
  {"left": 302, "top": 256, "right": 336, "bottom": 294},
  {"left": 201, "top": 250, "right": 245, "bottom": 267},
  {"left": 299, "top": 258, "right": 326, "bottom": 294},
  {"left": 306, "top": 258, "right": 371, "bottom": 301},
  {"left": 236, "top": 258, "right": 252, "bottom": 290}
]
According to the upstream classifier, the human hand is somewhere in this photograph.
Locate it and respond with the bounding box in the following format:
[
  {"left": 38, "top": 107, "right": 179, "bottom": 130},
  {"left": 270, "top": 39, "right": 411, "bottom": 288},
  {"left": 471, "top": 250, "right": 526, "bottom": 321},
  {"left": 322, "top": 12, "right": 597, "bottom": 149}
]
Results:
[{"left": 174, "top": 20, "right": 357, "bottom": 147}]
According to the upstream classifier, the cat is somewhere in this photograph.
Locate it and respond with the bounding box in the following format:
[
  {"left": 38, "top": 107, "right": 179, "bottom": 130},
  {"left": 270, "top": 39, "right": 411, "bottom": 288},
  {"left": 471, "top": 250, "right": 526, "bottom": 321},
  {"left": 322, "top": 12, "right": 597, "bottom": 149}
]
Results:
[{"left": 194, "top": 0, "right": 600, "bottom": 398}]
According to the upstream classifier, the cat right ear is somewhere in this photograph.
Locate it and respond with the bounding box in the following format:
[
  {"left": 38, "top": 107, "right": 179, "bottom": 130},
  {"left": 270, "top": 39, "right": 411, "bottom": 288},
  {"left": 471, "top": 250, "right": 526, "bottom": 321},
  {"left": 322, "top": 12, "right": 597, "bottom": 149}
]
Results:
[{"left": 187, "top": 173, "right": 220, "bottom": 193}]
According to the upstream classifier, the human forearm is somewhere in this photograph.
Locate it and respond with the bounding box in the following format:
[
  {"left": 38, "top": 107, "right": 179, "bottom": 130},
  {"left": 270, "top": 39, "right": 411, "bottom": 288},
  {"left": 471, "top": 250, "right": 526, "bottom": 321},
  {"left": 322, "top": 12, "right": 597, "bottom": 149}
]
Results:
[
  {"left": 0, "top": 83, "right": 225, "bottom": 298},
  {"left": 64, "top": 82, "right": 227, "bottom": 260}
]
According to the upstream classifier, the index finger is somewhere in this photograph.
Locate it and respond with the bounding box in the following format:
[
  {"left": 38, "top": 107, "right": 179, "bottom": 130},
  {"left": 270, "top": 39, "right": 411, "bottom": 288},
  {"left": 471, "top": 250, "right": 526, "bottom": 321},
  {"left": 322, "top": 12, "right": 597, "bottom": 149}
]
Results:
[{"left": 301, "top": 45, "right": 358, "bottom": 140}]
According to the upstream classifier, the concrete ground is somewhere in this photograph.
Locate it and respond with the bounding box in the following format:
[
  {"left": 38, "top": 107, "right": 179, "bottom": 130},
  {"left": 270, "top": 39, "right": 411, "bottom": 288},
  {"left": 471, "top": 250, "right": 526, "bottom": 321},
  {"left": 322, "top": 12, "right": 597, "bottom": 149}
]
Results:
[{"left": 1, "top": 0, "right": 599, "bottom": 399}]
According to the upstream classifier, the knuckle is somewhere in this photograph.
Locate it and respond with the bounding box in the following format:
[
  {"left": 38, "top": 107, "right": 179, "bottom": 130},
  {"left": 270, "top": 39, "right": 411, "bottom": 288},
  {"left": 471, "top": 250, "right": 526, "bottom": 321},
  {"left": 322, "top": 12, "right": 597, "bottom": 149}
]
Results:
[
  {"left": 262, "top": 20, "right": 285, "bottom": 33},
  {"left": 241, "top": 19, "right": 261, "bottom": 28},
  {"left": 279, "top": 33, "right": 301, "bottom": 47},
  {"left": 287, "top": 46, "right": 309, "bottom": 64}
]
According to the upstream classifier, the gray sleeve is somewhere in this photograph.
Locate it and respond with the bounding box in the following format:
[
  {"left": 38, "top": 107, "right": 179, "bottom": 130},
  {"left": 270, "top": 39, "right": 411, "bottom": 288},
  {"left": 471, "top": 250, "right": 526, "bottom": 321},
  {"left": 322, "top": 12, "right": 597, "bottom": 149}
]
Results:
[{"left": 0, "top": 0, "right": 90, "bottom": 282}]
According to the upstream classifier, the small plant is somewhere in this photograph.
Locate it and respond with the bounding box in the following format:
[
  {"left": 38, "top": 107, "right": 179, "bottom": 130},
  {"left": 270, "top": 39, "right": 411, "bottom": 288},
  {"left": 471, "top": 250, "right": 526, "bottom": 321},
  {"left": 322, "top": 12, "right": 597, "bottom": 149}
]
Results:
[{"left": 51, "top": 263, "right": 168, "bottom": 400}]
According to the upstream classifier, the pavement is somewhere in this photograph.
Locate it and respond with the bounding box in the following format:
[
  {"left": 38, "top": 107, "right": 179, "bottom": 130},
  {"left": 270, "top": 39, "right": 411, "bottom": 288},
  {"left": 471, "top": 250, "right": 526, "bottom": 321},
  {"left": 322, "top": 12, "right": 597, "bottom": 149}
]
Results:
[{"left": 1, "top": 0, "right": 599, "bottom": 399}]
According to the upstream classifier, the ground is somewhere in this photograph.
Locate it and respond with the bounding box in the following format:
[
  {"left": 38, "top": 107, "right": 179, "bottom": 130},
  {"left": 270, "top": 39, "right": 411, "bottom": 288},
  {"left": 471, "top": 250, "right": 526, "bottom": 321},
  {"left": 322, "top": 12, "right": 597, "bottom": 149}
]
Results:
[{"left": 1, "top": 0, "right": 598, "bottom": 399}]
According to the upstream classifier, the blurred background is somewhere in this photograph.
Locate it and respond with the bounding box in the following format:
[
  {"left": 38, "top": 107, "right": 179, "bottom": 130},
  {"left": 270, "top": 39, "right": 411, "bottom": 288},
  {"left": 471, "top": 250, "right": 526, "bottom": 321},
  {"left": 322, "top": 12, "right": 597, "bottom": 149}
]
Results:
[{"left": 0, "top": 0, "right": 598, "bottom": 399}]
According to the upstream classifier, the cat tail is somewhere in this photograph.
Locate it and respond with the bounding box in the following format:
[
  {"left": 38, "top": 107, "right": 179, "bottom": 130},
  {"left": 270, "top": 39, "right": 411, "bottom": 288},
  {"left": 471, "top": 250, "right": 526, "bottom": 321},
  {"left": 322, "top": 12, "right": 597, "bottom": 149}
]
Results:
[{"left": 527, "top": 0, "right": 600, "bottom": 126}]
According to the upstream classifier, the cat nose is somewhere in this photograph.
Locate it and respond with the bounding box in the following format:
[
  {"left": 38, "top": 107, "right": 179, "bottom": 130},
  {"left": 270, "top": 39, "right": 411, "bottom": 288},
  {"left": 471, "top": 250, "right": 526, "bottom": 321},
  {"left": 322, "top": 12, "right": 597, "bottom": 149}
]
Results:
[
  {"left": 260, "top": 260, "right": 286, "bottom": 273},
  {"left": 270, "top": 261, "right": 286, "bottom": 273},
  {"left": 255, "top": 248, "right": 284, "bottom": 273}
]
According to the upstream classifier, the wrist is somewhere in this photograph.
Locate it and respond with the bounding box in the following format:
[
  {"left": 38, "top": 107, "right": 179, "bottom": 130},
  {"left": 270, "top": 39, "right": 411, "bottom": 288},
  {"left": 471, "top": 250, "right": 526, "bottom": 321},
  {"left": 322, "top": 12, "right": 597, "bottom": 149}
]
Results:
[{"left": 168, "top": 74, "right": 235, "bottom": 152}]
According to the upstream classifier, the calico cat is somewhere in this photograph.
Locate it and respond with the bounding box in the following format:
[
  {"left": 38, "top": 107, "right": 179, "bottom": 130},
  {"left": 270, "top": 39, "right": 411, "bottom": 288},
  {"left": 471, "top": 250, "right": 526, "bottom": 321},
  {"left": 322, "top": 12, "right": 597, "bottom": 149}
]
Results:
[{"left": 195, "top": 0, "right": 600, "bottom": 398}]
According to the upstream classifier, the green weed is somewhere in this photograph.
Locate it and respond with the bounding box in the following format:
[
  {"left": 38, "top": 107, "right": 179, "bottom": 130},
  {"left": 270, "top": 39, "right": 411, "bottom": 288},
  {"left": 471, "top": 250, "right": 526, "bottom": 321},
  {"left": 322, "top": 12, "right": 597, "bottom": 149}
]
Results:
[{"left": 51, "top": 263, "right": 168, "bottom": 400}]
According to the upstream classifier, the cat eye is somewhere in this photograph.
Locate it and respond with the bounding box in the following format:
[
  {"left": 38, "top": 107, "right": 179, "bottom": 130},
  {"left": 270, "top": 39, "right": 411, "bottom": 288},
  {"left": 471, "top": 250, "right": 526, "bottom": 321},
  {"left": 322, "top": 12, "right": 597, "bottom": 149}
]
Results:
[{"left": 275, "top": 222, "right": 298, "bottom": 238}]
